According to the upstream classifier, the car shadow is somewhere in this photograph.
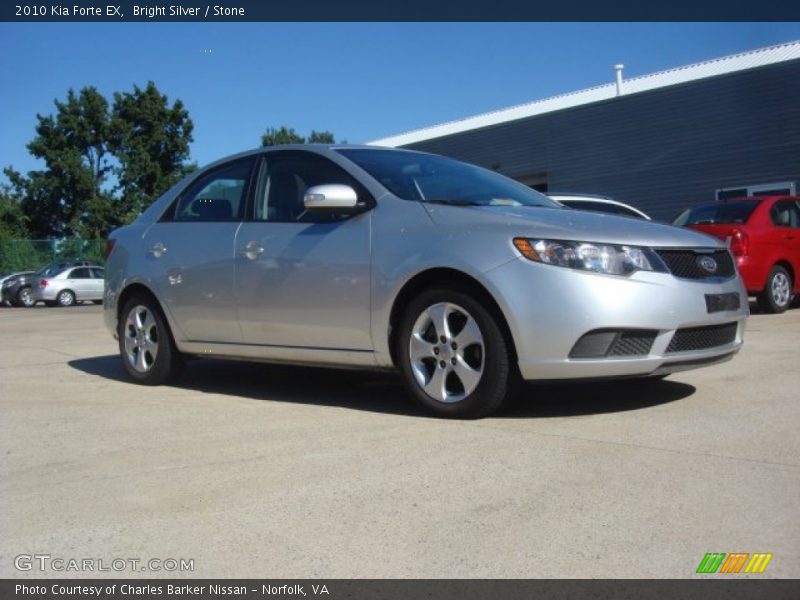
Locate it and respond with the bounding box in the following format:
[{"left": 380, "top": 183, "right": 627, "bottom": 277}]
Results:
[{"left": 68, "top": 355, "right": 695, "bottom": 419}]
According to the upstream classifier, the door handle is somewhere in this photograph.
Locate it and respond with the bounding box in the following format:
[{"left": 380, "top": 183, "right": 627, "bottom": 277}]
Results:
[
  {"left": 149, "top": 242, "right": 167, "bottom": 258},
  {"left": 240, "top": 241, "right": 265, "bottom": 259}
]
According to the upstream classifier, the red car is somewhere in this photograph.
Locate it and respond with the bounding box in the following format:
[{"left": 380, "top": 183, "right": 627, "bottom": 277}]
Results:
[{"left": 673, "top": 196, "right": 800, "bottom": 313}]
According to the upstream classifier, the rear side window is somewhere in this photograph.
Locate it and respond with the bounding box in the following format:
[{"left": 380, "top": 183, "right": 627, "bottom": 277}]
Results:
[
  {"left": 673, "top": 201, "right": 759, "bottom": 226},
  {"left": 168, "top": 158, "right": 255, "bottom": 222},
  {"left": 770, "top": 200, "right": 800, "bottom": 228},
  {"left": 70, "top": 268, "right": 92, "bottom": 279}
]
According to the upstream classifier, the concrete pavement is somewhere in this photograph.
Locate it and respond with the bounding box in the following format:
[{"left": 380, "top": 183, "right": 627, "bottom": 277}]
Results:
[{"left": 1, "top": 303, "right": 798, "bottom": 578}]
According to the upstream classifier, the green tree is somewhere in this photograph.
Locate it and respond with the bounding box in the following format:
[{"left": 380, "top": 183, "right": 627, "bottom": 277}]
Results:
[
  {"left": 6, "top": 83, "right": 195, "bottom": 239},
  {"left": 110, "top": 81, "right": 195, "bottom": 221},
  {"left": 260, "top": 127, "right": 338, "bottom": 146},
  {"left": 307, "top": 130, "right": 335, "bottom": 144},
  {"left": 13, "top": 87, "right": 114, "bottom": 238},
  {"left": 261, "top": 126, "right": 305, "bottom": 146},
  {"left": 0, "top": 183, "right": 29, "bottom": 241}
]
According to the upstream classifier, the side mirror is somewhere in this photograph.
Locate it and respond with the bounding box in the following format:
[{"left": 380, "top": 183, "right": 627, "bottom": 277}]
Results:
[{"left": 304, "top": 184, "right": 359, "bottom": 210}]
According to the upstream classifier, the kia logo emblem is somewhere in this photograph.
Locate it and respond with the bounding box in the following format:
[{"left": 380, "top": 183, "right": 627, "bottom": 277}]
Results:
[{"left": 697, "top": 255, "right": 718, "bottom": 274}]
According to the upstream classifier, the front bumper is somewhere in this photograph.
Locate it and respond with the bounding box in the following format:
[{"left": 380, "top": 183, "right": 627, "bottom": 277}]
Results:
[{"left": 484, "top": 257, "right": 749, "bottom": 381}]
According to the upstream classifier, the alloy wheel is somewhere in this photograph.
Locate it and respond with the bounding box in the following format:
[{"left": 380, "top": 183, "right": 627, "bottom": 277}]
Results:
[
  {"left": 19, "top": 288, "right": 35, "bottom": 307},
  {"left": 408, "top": 302, "right": 485, "bottom": 403},
  {"left": 771, "top": 272, "right": 791, "bottom": 307},
  {"left": 124, "top": 304, "right": 160, "bottom": 373},
  {"left": 58, "top": 291, "right": 74, "bottom": 306}
]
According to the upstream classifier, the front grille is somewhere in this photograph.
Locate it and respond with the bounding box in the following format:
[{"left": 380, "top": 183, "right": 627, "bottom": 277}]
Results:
[
  {"left": 656, "top": 249, "right": 735, "bottom": 280},
  {"left": 570, "top": 329, "right": 657, "bottom": 359},
  {"left": 666, "top": 322, "right": 738, "bottom": 353},
  {"left": 608, "top": 331, "right": 658, "bottom": 356}
]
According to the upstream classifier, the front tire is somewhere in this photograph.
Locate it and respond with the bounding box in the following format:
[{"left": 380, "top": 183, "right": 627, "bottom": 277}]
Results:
[
  {"left": 757, "top": 266, "right": 792, "bottom": 314},
  {"left": 396, "top": 287, "right": 518, "bottom": 418},
  {"left": 119, "top": 295, "right": 183, "bottom": 385}
]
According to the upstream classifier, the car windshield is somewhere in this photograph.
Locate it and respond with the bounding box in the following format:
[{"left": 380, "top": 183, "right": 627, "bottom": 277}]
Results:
[
  {"left": 337, "top": 149, "right": 559, "bottom": 208},
  {"left": 673, "top": 200, "right": 759, "bottom": 226}
]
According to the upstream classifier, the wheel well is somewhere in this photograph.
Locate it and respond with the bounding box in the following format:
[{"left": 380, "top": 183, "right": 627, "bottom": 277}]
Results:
[
  {"left": 387, "top": 268, "right": 517, "bottom": 368},
  {"left": 773, "top": 260, "right": 795, "bottom": 284},
  {"left": 116, "top": 283, "right": 160, "bottom": 322}
]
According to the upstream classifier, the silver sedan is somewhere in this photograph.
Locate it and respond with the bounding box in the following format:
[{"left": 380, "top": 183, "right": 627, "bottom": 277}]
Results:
[
  {"left": 34, "top": 265, "right": 105, "bottom": 307},
  {"left": 103, "top": 146, "right": 748, "bottom": 418}
]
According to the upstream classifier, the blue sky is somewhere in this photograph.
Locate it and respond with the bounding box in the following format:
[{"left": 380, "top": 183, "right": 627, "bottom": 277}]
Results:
[{"left": 1, "top": 22, "right": 799, "bottom": 178}]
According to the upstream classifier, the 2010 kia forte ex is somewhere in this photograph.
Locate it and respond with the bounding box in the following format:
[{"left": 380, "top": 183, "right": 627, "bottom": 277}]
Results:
[{"left": 103, "top": 146, "right": 748, "bottom": 418}]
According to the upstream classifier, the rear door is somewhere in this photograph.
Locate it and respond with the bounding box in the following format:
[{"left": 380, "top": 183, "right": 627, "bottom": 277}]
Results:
[
  {"left": 141, "top": 156, "right": 257, "bottom": 343},
  {"left": 769, "top": 199, "right": 800, "bottom": 289}
]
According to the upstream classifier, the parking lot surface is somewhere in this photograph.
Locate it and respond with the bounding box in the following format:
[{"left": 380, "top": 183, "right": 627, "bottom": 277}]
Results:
[{"left": 1, "top": 304, "right": 798, "bottom": 578}]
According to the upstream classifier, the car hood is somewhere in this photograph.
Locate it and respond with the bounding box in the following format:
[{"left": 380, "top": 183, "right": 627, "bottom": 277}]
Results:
[{"left": 423, "top": 204, "right": 724, "bottom": 248}]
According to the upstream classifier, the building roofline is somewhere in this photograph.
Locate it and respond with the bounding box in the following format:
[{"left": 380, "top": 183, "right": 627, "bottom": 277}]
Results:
[{"left": 368, "top": 40, "right": 800, "bottom": 148}]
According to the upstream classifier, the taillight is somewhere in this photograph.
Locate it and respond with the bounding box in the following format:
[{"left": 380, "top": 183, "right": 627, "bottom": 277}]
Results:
[
  {"left": 729, "top": 229, "right": 749, "bottom": 257},
  {"left": 104, "top": 238, "right": 116, "bottom": 260},
  {"left": 39, "top": 279, "right": 48, "bottom": 288}
]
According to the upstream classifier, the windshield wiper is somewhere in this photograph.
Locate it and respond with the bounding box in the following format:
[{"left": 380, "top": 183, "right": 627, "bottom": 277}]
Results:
[{"left": 424, "top": 199, "right": 484, "bottom": 206}]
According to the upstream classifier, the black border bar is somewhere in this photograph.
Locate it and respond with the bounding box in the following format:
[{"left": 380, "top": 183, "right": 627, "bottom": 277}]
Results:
[
  {"left": 3, "top": 0, "right": 800, "bottom": 22},
  {"left": 3, "top": 580, "right": 800, "bottom": 600}
]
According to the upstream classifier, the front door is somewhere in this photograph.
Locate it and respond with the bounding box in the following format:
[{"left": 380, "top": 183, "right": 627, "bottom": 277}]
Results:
[{"left": 235, "top": 151, "right": 373, "bottom": 351}]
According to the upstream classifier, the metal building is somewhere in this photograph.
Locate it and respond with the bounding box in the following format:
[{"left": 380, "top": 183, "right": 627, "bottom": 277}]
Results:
[{"left": 369, "top": 41, "right": 800, "bottom": 222}]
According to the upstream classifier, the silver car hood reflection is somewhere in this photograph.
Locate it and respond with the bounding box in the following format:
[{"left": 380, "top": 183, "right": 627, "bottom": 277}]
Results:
[{"left": 422, "top": 203, "right": 723, "bottom": 248}]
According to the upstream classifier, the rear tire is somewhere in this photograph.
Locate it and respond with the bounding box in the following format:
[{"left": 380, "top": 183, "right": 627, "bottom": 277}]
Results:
[
  {"left": 119, "top": 294, "right": 183, "bottom": 385},
  {"left": 56, "top": 289, "right": 76, "bottom": 307},
  {"left": 396, "top": 287, "right": 518, "bottom": 418},
  {"left": 757, "top": 266, "right": 792, "bottom": 314}
]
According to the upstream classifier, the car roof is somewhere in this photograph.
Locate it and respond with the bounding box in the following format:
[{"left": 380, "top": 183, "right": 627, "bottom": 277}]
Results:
[{"left": 685, "top": 196, "right": 799, "bottom": 210}]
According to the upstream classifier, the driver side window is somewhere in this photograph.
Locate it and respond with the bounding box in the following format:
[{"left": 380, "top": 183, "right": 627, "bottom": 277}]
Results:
[{"left": 254, "top": 153, "right": 370, "bottom": 223}]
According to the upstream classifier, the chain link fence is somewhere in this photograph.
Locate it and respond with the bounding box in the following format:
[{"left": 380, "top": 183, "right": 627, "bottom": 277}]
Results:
[{"left": 0, "top": 240, "right": 106, "bottom": 275}]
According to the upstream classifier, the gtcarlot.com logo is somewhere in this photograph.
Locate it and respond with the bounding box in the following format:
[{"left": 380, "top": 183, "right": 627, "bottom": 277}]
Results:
[
  {"left": 14, "top": 554, "right": 194, "bottom": 573},
  {"left": 696, "top": 552, "right": 773, "bottom": 574}
]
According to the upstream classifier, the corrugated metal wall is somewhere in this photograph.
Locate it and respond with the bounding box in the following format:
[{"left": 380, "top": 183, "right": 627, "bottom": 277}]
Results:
[{"left": 405, "top": 59, "right": 800, "bottom": 222}]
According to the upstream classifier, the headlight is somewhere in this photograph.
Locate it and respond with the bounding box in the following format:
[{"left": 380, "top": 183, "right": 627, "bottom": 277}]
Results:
[{"left": 513, "top": 238, "right": 656, "bottom": 276}]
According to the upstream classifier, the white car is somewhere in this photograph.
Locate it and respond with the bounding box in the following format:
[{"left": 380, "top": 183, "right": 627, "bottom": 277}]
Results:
[
  {"left": 33, "top": 265, "right": 105, "bottom": 307},
  {"left": 549, "top": 194, "right": 651, "bottom": 220}
]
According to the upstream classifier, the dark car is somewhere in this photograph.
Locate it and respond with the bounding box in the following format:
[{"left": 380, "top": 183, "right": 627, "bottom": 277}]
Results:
[
  {"left": 0, "top": 261, "right": 95, "bottom": 307},
  {"left": 1, "top": 271, "right": 37, "bottom": 307},
  {"left": 673, "top": 196, "right": 800, "bottom": 313}
]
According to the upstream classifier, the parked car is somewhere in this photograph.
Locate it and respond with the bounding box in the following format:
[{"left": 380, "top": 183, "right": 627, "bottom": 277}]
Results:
[
  {"left": 33, "top": 265, "right": 105, "bottom": 307},
  {"left": 2, "top": 261, "right": 96, "bottom": 308},
  {"left": 1, "top": 271, "right": 37, "bottom": 307},
  {"left": 673, "top": 196, "right": 800, "bottom": 313},
  {"left": 104, "top": 146, "right": 748, "bottom": 418},
  {"left": 549, "top": 193, "right": 651, "bottom": 220}
]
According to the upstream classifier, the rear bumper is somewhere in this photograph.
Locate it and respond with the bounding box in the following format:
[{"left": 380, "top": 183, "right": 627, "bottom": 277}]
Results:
[
  {"left": 32, "top": 287, "right": 59, "bottom": 301},
  {"left": 735, "top": 256, "right": 768, "bottom": 293},
  {"left": 482, "top": 257, "right": 749, "bottom": 381}
]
